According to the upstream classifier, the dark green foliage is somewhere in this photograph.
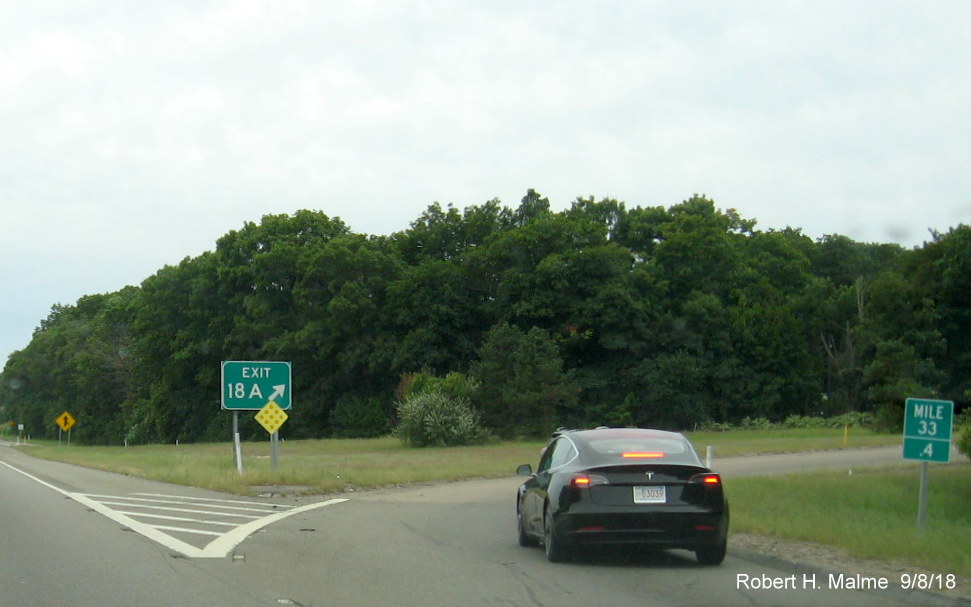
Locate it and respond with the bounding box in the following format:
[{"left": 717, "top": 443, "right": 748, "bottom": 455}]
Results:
[
  {"left": 403, "top": 371, "right": 480, "bottom": 403},
  {"left": 2, "top": 200, "right": 968, "bottom": 445},
  {"left": 330, "top": 395, "right": 391, "bottom": 438},
  {"left": 956, "top": 408, "right": 971, "bottom": 460},
  {"left": 470, "top": 322, "right": 579, "bottom": 438}
]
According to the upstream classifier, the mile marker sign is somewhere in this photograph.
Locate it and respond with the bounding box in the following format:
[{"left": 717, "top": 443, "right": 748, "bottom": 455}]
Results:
[
  {"left": 902, "top": 398, "right": 953, "bottom": 463},
  {"left": 221, "top": 361, "right": 292, "bottom": 411}
]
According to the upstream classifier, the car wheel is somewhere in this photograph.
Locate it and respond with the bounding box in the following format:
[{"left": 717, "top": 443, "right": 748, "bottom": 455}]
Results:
[
  {"left": 518, "top": 508, "right": 538, "bottom": 547},
  {"left": 543, "top": 503, "right": 571, "bottom": 563},
  {"left": 695, "top": 539, "right": 727, "bottom": 565}
]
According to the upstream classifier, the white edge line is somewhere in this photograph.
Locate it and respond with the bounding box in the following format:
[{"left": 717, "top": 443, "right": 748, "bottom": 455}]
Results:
[{"left": 0, "top": 460, "right": 349, "bottom": 559}]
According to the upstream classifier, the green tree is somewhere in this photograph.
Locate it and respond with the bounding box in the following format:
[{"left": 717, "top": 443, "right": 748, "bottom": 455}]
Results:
[
  {"left": 911, "top": 225, "right": 971, "bottom": 402},
  {"left": 126, "top": 254, "right": 228, "bottom": 443},
  {"left": 215, "top": 210, "right": 350, "bottom": 358},
  {"left": 1, "top": 291, "right": 137, "bottom": 444},
  {"left": 387, "top": 260, "right": 482, "bottom": 374},
  {"left": 628, "top": 350, "right": 709, "bottom": 430},
  {"left": 7, "top": 195, "right": 970, "bottom": 446},
  {"left": 470, "top": 322, "right": 578, "bottom": 437},
  {"left": 281, "top": 234, "right": 403, "bottom": 436},
  {"left": 392, "top": 200, "right": 510, "bottom": 264}
]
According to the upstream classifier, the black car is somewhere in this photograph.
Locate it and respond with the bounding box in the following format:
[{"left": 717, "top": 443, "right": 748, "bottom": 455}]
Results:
[{"left": 516, "top": 427, "right": 729, "bottom": 564}]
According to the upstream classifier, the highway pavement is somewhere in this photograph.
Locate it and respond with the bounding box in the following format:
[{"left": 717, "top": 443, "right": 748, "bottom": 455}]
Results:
[{"left": 0, "top": 441, "right": 959, "bottom": 607}]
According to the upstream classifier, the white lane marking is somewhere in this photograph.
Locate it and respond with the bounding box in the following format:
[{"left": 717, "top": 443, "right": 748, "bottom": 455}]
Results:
[
  {"left": 149, "top": 524, "right": 224, "bottom": 537},
  {"left": 85, "top": 493, "right": 288, "bottom": 513},
  {"left": 134, "top": 492, "right": 290, "bottom": 508},
  {"left": 0, "top": 460, "right": 348, "bottom": 558},
  {"left": 88, "top": 499, "right": 264, "bottom": 519},
  {"left": 113, "top": 510, "right": 243, "bottom": 527},
  {"left": 201, "top": 499, "right": 347, "bottom": 558}
]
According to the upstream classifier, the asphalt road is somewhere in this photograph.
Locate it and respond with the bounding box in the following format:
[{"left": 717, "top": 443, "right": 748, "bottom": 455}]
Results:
[{"left": 0, "top": 442, "right": 957, "bottom": 607}]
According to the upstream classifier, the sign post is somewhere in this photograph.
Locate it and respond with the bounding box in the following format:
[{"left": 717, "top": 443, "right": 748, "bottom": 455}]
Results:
[
  {"left": 902, "top": 398, "right": 954, "bottom": 530},
  {"left": 232, "top": 412, "right": 243, "bottom": 475},
  {"left": 221, "top": 361, "right": 292, "bottom": 474},
  {"left": 255, "top": 402, "right": 289, "bottom": 470}
]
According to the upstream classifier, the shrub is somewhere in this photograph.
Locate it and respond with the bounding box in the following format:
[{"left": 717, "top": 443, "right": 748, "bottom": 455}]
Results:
[
  {"left": 739, "top": 416, "right": 772, "bottom": 430},
  {"left": 831, "top": 411, "right": 874, "bottom": 429},
  {"left": 872, "top": 402, "right": 905, "bottom": 433},
  {"left": 696, "top": 420, "right": 733, "bottom": 432},
  {"left": 782, "top": 415, "right": 828, "bottom": 429},
  {"left": 394, "top": 390, "right": 486, "bottom": 448},
  {"left": 702, "top": 412, "right": 877, "bottom": 432}
]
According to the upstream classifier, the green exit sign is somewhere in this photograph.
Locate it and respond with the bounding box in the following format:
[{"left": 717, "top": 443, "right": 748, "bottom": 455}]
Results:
[
  {"left": 221, "top": 361, "right": 292, "bottom": 411},
  {"left": 902, "top": 398, "right": 953, "bottom": 463}
]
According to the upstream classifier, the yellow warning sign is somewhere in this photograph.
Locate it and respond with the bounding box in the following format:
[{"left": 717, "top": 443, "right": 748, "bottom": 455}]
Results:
[
  {"left": 254, "top": 401, "right": 288, "bottom": 434},
  {"left": 56, "top": 411, "right": 76, "bottom": 432}
]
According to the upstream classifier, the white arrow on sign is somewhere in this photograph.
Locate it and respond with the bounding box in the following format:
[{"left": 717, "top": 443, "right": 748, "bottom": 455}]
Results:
[{"left": 268, "top": 385, "right": 286, "bottom": 402}]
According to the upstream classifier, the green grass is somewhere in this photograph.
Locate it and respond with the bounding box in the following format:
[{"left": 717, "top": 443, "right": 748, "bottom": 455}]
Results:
[
  {"left": 729, "top": 463, "right": 971, "bottom": 577},
  {"left": 18, "top": 436, "right": 548, "bottom": 494},
  {"left": 685, "top": 426, "right": 900, "bottom": 457}
]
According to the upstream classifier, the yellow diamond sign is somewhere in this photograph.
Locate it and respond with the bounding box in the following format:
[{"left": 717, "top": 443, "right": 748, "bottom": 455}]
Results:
[
  {"left": 255, "top": 401, "right": 288, "bottom": 434},
  {"left": 55, "top": 411, "right": 76, "bottom": 432}
]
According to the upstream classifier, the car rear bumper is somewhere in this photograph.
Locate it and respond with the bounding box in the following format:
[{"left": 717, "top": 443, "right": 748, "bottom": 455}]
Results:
[{"left": 555, "top": 510, "right": 728, "bottom": 548}]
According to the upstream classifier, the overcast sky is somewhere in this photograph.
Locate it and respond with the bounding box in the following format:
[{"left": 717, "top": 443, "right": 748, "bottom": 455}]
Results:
[{"left": 2, "top": 1, "right": 970, "bottom": 364}]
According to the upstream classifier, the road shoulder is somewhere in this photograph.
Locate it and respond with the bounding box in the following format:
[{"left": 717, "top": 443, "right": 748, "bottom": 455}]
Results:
[{"left": 731, "top": 532, "right": 971, "bottom": 606}]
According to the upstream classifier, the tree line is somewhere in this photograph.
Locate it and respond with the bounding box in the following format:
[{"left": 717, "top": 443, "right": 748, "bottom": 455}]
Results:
[{"left": 2, "top": 191, "right": 968, "bottom": 444}]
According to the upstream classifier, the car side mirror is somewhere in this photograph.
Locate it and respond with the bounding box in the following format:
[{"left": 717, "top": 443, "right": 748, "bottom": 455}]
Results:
[{"left": 516, "top": 464, "right": 533, "bottom": 476}]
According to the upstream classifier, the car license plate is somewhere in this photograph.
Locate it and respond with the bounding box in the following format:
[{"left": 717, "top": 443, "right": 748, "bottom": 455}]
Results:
[{"left": 633, "top": 486, "right": 666, "bottom": 504}]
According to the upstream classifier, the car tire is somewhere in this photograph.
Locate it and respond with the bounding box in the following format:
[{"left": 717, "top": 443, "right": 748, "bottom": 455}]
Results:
[
  {"left": 518, "top": 508, "right": 538, "bottom": 547},
  {"left": 695, "top": 540, "right": 727, "bottom": 565},
  {"left": 543, "top": 503, "right": 571, "bottom": 563}
]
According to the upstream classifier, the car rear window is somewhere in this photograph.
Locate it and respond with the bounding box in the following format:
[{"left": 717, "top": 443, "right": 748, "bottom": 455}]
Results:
[{"left": 583, "top": 436, "right": 702, "bottom": 466}]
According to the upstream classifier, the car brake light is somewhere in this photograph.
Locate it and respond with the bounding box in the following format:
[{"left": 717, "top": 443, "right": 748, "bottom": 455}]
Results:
[
  {"left": 571, "top": 474, "right": 609, "bottom": 488},
  {"left": 691, "top": 473, "right": 721, "bottom": 485},
  {"left": 622, "top": 452, "right": 665, "bottom": 458}
]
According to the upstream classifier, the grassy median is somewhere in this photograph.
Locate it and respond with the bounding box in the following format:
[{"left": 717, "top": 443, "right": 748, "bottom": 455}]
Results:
[
  {"left": 14, "top": 436, "right": 548, "bottom": 494},
  {"left": 688, "top": 426, "right": 900, "bottom": 456}
]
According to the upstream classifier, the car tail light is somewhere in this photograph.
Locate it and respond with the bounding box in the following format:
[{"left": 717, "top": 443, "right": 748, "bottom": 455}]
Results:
[
  {"left": 571, "top": 474, "right": 609, "bottom": 488},
  {"left": 622, "top": 452, "right": 665, "bottom": 459},
  {"left": 690, "top": 473, "right": 721, "bottom": 486}
]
